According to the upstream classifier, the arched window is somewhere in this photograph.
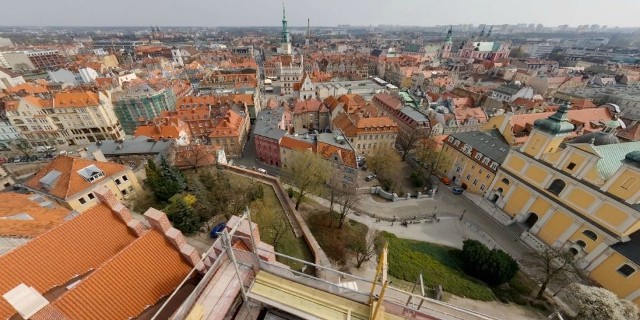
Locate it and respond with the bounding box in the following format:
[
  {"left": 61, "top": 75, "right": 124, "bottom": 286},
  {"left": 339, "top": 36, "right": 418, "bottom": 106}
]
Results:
[
  {"left": 547, "top": 179, "right": 566, "bottom": 196},
  {"left": 576, "top": 240, "right": 586, "bottom": 249},
  {"left": 568, "top": 248, "right": 579, "bottom": 256},
  {"left": 583, "top": 230, "right": 597, "bottom": 241},
  {"left": 501, "top": 178, "right": 510, "bottom": 185}
]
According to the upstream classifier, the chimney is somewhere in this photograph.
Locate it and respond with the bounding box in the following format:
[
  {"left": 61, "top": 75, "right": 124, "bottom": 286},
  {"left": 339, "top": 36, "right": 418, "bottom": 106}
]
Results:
[
  {"left": 78, "top": 148, "right": 89, "bottom": 158},
  {"left": 92, "top": 149, "right": 107, "bottom": 162}
]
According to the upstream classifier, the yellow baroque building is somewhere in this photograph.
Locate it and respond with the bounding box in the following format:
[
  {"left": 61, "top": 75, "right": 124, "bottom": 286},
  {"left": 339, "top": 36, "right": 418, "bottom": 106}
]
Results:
[{"left": 485, "top": 102, "right": 640, "bottom": 304}]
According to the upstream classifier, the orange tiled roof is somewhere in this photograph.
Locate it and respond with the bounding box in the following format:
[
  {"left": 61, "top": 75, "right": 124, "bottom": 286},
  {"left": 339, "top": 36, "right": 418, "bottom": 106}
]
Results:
[
  {"left": 6, "top": 83, "right": 49, "bottom": 95},
  {"left": 280, "top": 136, "right": 315, "bottom": 152},
  {"left": 134, "top": 117, "right": 189, "bottom": 140},
  {"left": 210, "top": 109, "right": 245, "bottom": 138},
  {"left": 54, "top": 92, "right": 100, "bottom": 108},
  {"left": 33, "top": 229, "right": 192, "bottom": 320},
  {"left": 0, "top": 193, "right": 69, "bottom": 238},
  {"left": 317, "top": 141, "right": 357, "bottom": 168},
  {"left": 0, "top": 203, "right": 136, "bottom": 318},
  {"left": 292, "top": 99, "right": 324, "bottom": 114},
  {"left": 617, "top": 122, "right": 640, "bottom": 141},
  {"left": 24, "top": 156, "right": 130, "bottom": 200}
]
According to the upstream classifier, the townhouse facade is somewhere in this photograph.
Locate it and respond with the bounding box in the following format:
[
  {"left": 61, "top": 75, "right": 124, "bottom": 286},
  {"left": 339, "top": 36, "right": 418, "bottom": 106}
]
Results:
[
  {"left": 5, "top": 91, "right": 124, "bottom": 147},
  {"left": 442, "top": 131, "right": 510, "bottom": 194}
]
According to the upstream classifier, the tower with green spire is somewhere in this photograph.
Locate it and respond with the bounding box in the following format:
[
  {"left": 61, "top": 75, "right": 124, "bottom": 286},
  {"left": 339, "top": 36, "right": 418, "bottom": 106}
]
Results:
[
  {"left": 281, "top": 3, "right": 292, "bottom": 54},
  {"left": 445, "top": 26, "right": 453, "bottom": 43},
  {"left": 440, "top": 26, "right": 453, "bottom": 59}
]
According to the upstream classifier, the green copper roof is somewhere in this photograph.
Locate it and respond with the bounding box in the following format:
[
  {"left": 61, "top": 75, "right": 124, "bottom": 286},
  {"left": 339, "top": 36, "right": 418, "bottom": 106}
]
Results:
[
  {"left": 592, "top": 141, "right": 640, "bottom": 179},
  {"left": 533, "top": 102, "right": 575, "bottom": 135},
  {"left": 625, "top": 150, "right": 640, "bottom": 168}
]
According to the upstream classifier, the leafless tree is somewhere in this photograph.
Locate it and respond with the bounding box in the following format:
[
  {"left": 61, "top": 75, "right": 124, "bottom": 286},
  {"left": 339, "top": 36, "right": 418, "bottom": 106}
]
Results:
[
  {"left": 336, "top": 188, "right": 359, "bottom": 229},
  {"left": 174, "top": 144, "right": 214, "bottom": 173},
  {"left": 12, "top": 139, "right": 34, "bottom": 158},
  {"left": 397, "top": 128, "right": 427, "bottom": 161},
  {"left": 350, "top": 232, "right": 383, "bottom": 268},
  {"left": 521, "top": 248, "right": 581, "bottom": 299}
]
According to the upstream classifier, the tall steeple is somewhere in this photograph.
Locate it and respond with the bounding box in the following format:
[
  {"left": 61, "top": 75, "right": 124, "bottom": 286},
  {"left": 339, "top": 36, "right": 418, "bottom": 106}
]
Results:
[
  {"left": 445, "top": 26, "right": 453, "bottom": 43},
  {"left": 280, "top": 2, "right": 292, "bottom": 54}
]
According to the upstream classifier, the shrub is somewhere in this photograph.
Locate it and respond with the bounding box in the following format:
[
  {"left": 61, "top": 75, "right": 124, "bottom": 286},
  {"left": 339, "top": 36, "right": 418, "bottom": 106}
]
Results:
[
  {"left": 287, "top": 187, "right": 294, "bottom": 199},
  {"left": 410, "top": 171, "right": 425, "bottom": 188},
  {"left": 460, "top": 240, "right": 518, "bottom": 286}
]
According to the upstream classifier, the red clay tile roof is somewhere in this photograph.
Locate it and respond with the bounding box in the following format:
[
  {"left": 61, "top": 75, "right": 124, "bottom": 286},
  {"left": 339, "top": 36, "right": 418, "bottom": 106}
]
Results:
[
  {"left": 24, "top": 156, "right": 130, "bottom": 200},
  {"left": 280, "top": 136, "right": 315, "bottom": 152},
  {"left": 53, "top": 92, "right": 100, "bottom": 108},
  {"left": 0, "top": 193, "right": 69, "bottom": 238},
  {"left": 0, "top": 204, "right": 136, "bottom": 319},
  {"left": 617, "top": 122, "right": 640, "bottom": 141},
  {"left": 373, "top": 93, "right": 402, "bottom": 110},
  {"left": 317, "top": 141, "right": 357, "bottom": 168},
  {"left": 292, "top": 99, "right": 324, "bottom": 114},
  {"left": 33, "top": 229, "right": 192, "bottom": 320},
  {"left": 6, "top": 83, "right": 49, "bottom": 95}
]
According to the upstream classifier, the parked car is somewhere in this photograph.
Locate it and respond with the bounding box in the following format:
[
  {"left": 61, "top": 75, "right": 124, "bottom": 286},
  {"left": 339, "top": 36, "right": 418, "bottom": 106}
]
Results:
[
  {"left": 210, "top": 222, "right": 227, "bottom": 238},
  {"left": 29, "top": 155, "right": 39, "bottom": 162},
  {"left": 19, "top": 156, "right": 28, "bottom": 162},
  {"left": 452, "top": 187, "right": 465, "bottom": 195},
  {"left": 0, "top": 157, "right": 6, "bottom": 164},
  {"left": 257, "top": 168, "right": 267, "bottom": 174},
  {"left": 440, "top": 177, "right": 451, "bottom": 185},
  {"left": 12, "top": 156, "right": 21, "bottom": 163},
  {"left": 365, "top": 173, "right": 377, "bottom": 181}
]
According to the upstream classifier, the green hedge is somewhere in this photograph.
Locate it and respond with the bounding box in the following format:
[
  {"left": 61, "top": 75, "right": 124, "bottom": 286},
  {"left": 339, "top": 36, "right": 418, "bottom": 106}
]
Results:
[
  {"left": 383, "top": 232, "right": 495, "bottom": 301},
  {"left": 460, "top": 240, "right": 519, "bottom": 286}
]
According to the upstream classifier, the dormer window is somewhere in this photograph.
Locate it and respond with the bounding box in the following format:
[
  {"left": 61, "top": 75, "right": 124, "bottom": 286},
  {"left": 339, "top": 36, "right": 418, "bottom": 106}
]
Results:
[
  {"left": 39, "top": 170, "right": 61, "bottom": 190},
  {"left": 77, "top": 165, "right": 105, "bottom": 183}
]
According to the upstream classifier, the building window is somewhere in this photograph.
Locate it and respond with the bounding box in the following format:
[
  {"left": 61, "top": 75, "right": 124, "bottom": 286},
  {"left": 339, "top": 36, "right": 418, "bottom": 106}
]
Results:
[
  {"left": 622, "top": 177, "right": 637, "bottom": 190},
  {"left": 566, "top": 162, "right": 576, "bottom": 170},
  {"left": 79, "top": 197, "right": 86, "bottom": 204},
  {"left": 456, "top": 166, "right": 461, "bottom": 173},
  {"left": 480, "top": 184, "right": 485, "bottom": 191},
  {"left": 88, "top": 193, "right": 95, "bottom": 200},
  {"left": 122, "top": 175, "right": 128, "bottom": 181},
  {"left": 466, "top": 174, "right": 471, "bottom": 180},
  {"left": 475, "top": 153, "right": 483, "bottom": 161},
  {"left": 617, "top": 264, "right": 636, "bottom": 277},
  {"left": 473, "top": 179, "right": 478, "bottom": 185},
  {"left": 575, "top": 240, "right": 586, "bottom": 249},
  {"left": 121, "top": 189, "right": 128, "bottom": 196},
  {"left": 583, "top": 230, "right": 597, "bottom": 241},
  {"left": 482, "top": 157, "right": 491, "bottom": 165},
  {"left": 486, "top": 174, "right": 491, "bottom": 179},
  {"left": 115, "top": 179, "right": 121, "bottom": 185},
  {"left": 501, "top": 178, "right": 510, "bottom": 185},
  {"left": 547, "top": 179, "right": 566, "bottom": 196}
]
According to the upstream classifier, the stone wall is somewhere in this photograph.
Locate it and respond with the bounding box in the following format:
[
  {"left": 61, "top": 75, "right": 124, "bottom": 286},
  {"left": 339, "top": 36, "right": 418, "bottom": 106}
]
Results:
[{"left": 221, "top": 165, "right": 335, "bottom": 281}]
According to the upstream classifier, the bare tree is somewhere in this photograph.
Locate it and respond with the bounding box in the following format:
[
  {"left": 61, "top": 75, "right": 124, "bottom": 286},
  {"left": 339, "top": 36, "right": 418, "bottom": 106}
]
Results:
[
  {"left": 521, "top": 248, "right": 581, "bottom": 299},
  {"left": 327, "top": 186, "right": 336, "bottom": 227},
  {"left": 336, "top": 188, "right": 359, "bottom": 229},
  {"left": 12, "top": 138, "right": 34, "bottom": 158},
  {"left": 173, "top": 144, "right": 214, "bottom": 173},
  {"left": 367, "top": 145, "right": 402, "bottom": 192},
  {"left": 283, "top": 151, "right": 331, "bottom": 210},
  {"left": 414, "top": 138, "right": 452, "bottom": 176},
  {"left": 397, "top": 129, "right": 427, "bottom": 161},
  {"left": 350, "top": 231, "right": 383, "bottom": 268}
]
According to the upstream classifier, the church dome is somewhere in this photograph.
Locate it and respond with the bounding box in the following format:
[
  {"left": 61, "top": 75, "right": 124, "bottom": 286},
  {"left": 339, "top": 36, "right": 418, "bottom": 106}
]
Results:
[
  {"left": 533, "top": 102, "right": 575, "bottom": 135},
  {"left": 625, "top": 151, "right": 640, "bottom": 166},
  {"left": 569, "top": 131, "right": 620, "bottom": 146}
]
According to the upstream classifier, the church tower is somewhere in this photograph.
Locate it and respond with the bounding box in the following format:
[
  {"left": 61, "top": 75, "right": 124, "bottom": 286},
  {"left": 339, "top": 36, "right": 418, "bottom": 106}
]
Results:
[
  {"left": 440, "top": 26, "right": 453, "bottom": 59},
  {"left": 171, "top": 46, "right": 184, "bottom": 67},
  {"left": 281, "top": 4, "right": 292, "bottom": 54},
  {"left": 521, "top": 102, "right": 575, "bottom": 159}
]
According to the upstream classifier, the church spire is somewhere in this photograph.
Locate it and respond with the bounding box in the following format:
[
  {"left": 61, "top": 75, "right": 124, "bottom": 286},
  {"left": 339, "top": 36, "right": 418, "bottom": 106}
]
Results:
[
  {"left": 281, "top": 2, "right": 290, "bottom": 44},
  {"left": 445, "top": 26, "right": 453, "bottom": 43}
]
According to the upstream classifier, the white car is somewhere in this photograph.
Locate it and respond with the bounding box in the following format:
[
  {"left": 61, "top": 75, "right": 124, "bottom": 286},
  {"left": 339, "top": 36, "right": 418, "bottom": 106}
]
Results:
[{"left": 257, "top": 168, "right": 267, "bottom": 174}]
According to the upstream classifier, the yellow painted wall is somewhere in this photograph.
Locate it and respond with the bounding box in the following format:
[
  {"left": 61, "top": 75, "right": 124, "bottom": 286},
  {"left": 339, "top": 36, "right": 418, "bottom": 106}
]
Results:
[
  {"left": 594, "top": 203, "right": 629, "bottom": 228},
  {"left": 460, "top": 162, "right": 496, "bottom": 194},
  {"left": 561, "top": 153, "right": 589, "bottom": 175},
  {"left": 504, "top": 155, "right": 526, "bottom": 173},
  {"left": 590, "top": 252, "right": 640, "bottom": 299},
  {"left": 536, "top": 211, "right": 573, "bottom": 245},
  {"left": 583, "top": 167, "right": 604, "bottom": 186},
  {"left": 524, "top": 164, "right": 550, "bottom": 186},
  {"left": 542, "top": 151, "right": 562, "bottom": 165},
  {"left": 522, "top": 132, "right": 545, "bottom": 156},
  {"left": 624, "top": 220, "right": 640, "bottom": 237},
  {"left": 567, "top": 226, "right": 604, "bottom": 254},
  {"left": 482, "top": 115, "right": 504, "bottom": 131},
  {"left": 608, "top": 169, "right": 640, "bottom": 201},
  {"left": 528, "top": 198, "right": 552, "bottom": 218},
  {"left": 566, "top": 187, "right": 596, "bottom": 211},
  {"left": 503, "top": 186, "right": 530, "bottom": 216}
]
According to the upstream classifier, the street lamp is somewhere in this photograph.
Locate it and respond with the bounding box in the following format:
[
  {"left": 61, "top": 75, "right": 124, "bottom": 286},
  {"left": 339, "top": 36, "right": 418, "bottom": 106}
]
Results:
[{"left": 459, "top": 209, "right": 466, "bottom": 221}]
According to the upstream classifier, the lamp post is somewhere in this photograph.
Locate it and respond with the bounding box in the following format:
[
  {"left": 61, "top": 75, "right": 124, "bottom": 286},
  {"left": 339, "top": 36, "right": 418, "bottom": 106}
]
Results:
[{"left": 459, "top": 209, "right": 466, "bottom": 221}]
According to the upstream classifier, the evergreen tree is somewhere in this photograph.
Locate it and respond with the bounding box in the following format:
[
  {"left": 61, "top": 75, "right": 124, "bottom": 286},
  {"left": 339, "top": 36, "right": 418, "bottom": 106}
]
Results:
[
  {"left": 145, "top": 158, "right": 185, "bottom": 203},
  {"left": 159, "top": 156, "right": 186, "bottom": 189},
  {"left": 166, "top": 194, "right": 201, "bottom": 234}
]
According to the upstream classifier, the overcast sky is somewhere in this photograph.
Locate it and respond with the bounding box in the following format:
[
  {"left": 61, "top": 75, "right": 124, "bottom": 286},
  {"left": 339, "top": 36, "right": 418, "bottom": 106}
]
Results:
[{"left": 1, "top": 0, "right": 638, "bottom": 28}]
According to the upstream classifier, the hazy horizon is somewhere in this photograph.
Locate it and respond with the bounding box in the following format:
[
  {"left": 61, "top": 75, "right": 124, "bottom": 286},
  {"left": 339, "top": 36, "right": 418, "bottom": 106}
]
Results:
[{"left": 0, "top": 0, "right": 638, "bottom": 28}]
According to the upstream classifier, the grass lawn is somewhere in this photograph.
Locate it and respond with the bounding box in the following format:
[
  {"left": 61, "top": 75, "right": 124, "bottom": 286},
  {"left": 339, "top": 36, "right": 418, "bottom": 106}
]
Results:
[{"left": 383, "top": 232, "right": 496, "bottom": 301}]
